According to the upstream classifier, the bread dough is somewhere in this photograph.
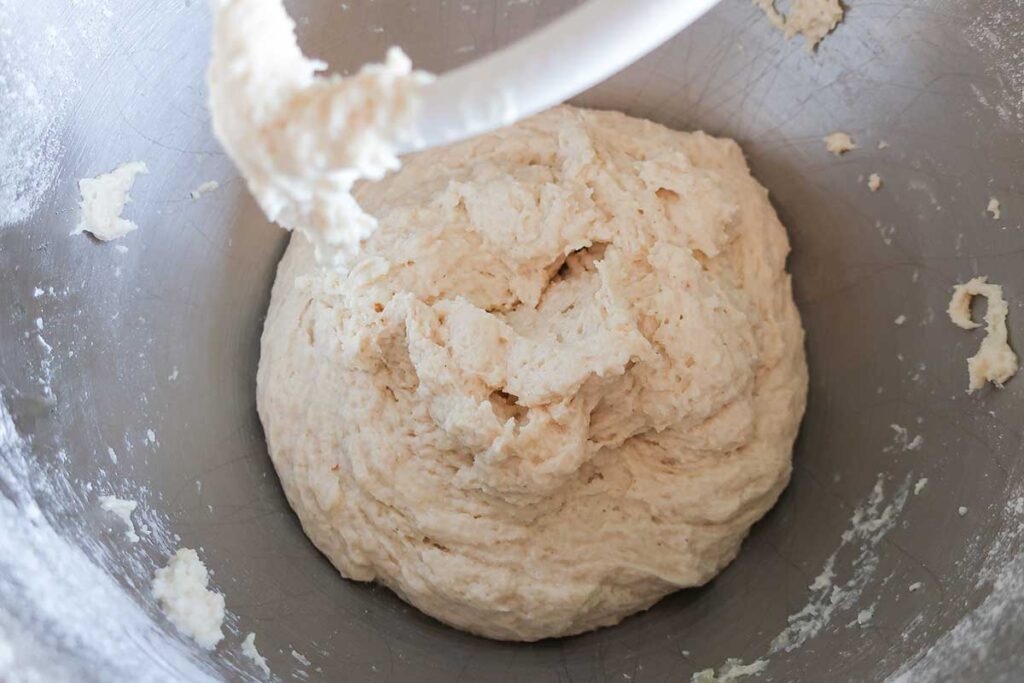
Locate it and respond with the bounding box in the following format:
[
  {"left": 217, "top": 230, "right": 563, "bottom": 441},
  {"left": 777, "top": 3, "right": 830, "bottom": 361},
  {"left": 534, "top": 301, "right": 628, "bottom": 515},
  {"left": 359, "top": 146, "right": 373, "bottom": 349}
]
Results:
[
  {"left": 152, "top": 548, "right": 225, "bottom": 649},
  {"left": 823, "top": 132, "right": 856, "bottom": 155},
  {"left": 867, "top": 173, "right": 882, "bottom": 192},
  {"left": 754, "top": 0, "right": 844, "bottom": 51},
  {"left": 189, "top": 180, "right": 219, "bottom": 200},
  {"left": 257, "top": 105, "right": 808, "bottom": 640},
  {"left": 948, "top": 277, "right": 1018, "bottom": 392},
  {"left": 73, "top": 161, "right": 148, "bottom": 241},
  {"left": 207, "top": 0, "right": 431, "bottom": 271},
  {"left": 987, "top": 197, "right": 1001, "bottom": 220}
]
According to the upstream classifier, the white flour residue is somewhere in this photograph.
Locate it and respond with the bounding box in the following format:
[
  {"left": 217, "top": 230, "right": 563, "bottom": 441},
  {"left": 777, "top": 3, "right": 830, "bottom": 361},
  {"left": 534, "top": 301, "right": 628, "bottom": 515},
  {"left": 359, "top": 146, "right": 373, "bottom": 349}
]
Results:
[
  {"left": 242, "top": 632, "right": 271, "bottom": 676},
  {"left": 693, "top": 474, "right": 912, "bottom": 677},
  {"left": 692, "top": 658, "right": 768, "bottom": 682},
  {"left": 770, "top": 474, "right": 912, "bottom": 653},
  {"left": 887, "top": 424, "right": 924, "bottom": 452},
  {"left": 0, "top": 395, "right": 215, "bottom": 682},
  {"left": 893, "top": 483, "right": 1024, "bottom": 681},
  {"left": 967, "top": 1, "right": 1024, "bottom": 125},
  {"left": 0, "top": 0, "right": 116, "bottom": 227},
  {"left": 99, "top": 495, "right": 140, "bottom": 543}
]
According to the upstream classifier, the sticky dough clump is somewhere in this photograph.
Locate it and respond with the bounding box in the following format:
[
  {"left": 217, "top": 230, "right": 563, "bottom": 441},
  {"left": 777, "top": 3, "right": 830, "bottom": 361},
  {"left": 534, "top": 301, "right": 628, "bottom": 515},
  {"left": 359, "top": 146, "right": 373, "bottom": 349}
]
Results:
[{"left": 256, "top": 105, "right": 807, "bottom": 641}]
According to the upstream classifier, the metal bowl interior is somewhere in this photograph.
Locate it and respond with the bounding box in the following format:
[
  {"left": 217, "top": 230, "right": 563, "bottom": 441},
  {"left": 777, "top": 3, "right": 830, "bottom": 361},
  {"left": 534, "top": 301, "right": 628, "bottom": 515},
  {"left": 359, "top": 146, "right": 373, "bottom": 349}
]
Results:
[{"left": 2, "top": 0, "right": 1024, "bottom": 680}]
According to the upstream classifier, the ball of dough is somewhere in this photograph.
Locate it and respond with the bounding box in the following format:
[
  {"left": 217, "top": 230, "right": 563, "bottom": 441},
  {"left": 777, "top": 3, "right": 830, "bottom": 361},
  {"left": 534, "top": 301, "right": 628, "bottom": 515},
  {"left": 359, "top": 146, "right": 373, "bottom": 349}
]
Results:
[{"left": 257, "top": 106, "right": 807, "bottom": 641}]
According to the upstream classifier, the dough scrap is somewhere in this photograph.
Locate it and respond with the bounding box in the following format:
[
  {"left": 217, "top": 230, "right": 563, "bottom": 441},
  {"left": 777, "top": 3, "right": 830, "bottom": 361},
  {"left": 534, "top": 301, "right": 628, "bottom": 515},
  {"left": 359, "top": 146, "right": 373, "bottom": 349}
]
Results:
[
  {"left": 257, "top": 106, "right": 808, "bottom": 641},
  {"left": 987, "top": 197, "right": 1001, "bottom": 220},
  {"left": 754, "top": 0, "right": 844, "bottom": 51},
  {"left": 867, "top": 173, "right": 882, "bottom": 192},
  {"left": 947, "top": 276, "right": 1019, "bottom": 392},
  {"left": 152, "top": 548, "right": 225, "bottom": 649},
  {"left": 74, "top": 161, "right": 148, "bottom": 241},
  {"left": 823, "top": 132, "right": 856, "bottom": 155},
  {"left": 190, "top": 180, "right": 219, "bottom": 200}
]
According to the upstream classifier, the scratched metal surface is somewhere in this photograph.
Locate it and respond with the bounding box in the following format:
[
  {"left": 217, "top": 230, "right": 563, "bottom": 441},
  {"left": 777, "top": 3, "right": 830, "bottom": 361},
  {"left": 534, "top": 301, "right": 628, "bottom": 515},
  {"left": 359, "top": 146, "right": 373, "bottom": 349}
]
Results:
[{"left": 2, "top": 0, "right": 1024, "bottom": 680}]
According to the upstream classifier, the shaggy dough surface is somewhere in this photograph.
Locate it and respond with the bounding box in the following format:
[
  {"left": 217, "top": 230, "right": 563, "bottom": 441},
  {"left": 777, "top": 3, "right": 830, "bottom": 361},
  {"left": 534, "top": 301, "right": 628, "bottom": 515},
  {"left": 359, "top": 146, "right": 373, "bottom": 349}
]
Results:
[{"left": 258, "top": 106, "right": 808, "bottom": 641}]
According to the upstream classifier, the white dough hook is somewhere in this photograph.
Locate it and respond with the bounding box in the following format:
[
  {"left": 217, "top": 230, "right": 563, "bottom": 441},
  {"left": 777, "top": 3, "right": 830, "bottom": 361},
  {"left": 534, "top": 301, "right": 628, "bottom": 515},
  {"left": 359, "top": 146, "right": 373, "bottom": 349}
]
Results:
[{"left": 399, "top": 0, "right": 722, "bottom": 154}]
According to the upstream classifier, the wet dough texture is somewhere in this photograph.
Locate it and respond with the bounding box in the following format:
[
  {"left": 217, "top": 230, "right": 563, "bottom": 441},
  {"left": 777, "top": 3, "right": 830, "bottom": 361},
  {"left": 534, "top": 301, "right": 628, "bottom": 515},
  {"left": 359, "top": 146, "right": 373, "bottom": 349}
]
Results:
[{"left": 258, "top": 106, "right": 808, "bottom": 640}]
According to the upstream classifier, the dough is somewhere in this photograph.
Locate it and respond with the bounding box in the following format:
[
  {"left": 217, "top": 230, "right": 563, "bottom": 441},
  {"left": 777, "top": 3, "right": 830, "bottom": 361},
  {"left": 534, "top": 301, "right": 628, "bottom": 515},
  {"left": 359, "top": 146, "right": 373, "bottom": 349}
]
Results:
[
  {"left": 257, "top": 105, "right": 808, "bottom": 640},
  {"left": 867, "top": 173, "right": 882, "bottom": 192},
  {"left": 754, "top": 0, "right": 844, "bottom": 51},
  {"left": 987, "top": 197, "right": 1001, "bottom": 220},
  {"left": 73, "top": 161, "right": 148, "bottom": 241},
  {"left": 823, "top": 132, "right": 856, "bottom": 155},
  {"left": 948, "top": 277, "right": 1018, "bottom": 392},
  {"left": 152, "top": 548, "right": 225, "bottom": 649},
  {"left": 207, "top": 0, "right": 431, "bottom": 271},
  {"left": 190, "top": 180, "right": 219, "bottom": 200}
]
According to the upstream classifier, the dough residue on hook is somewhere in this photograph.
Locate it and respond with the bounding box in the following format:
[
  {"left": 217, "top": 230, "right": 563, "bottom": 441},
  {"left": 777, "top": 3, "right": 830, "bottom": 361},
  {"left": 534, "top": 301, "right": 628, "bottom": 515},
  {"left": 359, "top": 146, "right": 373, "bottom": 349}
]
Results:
[
  {"left": 207, "top": 0, "right": 433, "bottom": 271},
  {"left": 947, "top": 276, "right": 1019, "bottom": 392}
]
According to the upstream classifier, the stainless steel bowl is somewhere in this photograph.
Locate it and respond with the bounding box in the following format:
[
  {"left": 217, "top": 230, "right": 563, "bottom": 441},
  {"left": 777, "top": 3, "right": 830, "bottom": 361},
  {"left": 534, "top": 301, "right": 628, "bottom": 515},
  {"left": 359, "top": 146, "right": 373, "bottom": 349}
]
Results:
[{"left": 3, "top": 0, "right": 1024, "bottom": 680}]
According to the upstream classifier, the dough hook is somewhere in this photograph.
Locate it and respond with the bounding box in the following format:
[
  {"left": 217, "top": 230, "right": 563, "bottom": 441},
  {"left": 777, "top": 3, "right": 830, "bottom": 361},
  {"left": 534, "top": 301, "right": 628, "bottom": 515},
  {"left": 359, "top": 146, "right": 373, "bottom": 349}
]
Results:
[{"left": 399, "top": 0, "right": 722, "bottom": 154}]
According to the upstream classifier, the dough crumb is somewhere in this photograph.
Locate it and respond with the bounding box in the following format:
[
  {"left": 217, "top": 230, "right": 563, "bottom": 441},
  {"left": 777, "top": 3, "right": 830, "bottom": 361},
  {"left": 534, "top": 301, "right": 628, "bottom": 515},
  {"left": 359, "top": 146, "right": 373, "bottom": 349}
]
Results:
[
  {"left": 856, "top": 605, "right": 875, "bottom": 627},
  {"left": 987, "top": 197, "right": 1001, "bottom": 220},
  {"left": 894, "top": 314, "right": 906, "bottom": 326},
  {"left": 913, "top": 478, "right": 928, "bottom": 495},
  {"left": 152, "top": 548, "right": 225, "bottom": 649},
  {"left": 242, "top": 632, "right": 271, "bottom": 676},
  {"left": 73, "top": 162, "right": 149, "bottom": 241},
  {"left": 867, "top": 173, "right": 882, "bottom": 192},
  {"left": 98, "top": 495, "right": 139, "bottom": 543},
  {"left": 754, "top": 0, "right": 844, "bottom": 50},
  {"left": 823, "top": 132, "right": 856, "bottom": 155},
  {"left": 190, "top": 180, "right": 220, "bottom": 200},
  {"left": 958, "top": 506, "right": 968, "bottom": 516},
  {"left": 909, "top": 582, "right": 923, "bottom": 592},
  {"left": 692, "top": 658, "right": 768, "bottom": 682},
  {"left": 290, "top": 649, "right": 311, "bottom": 666},
  {"left": 947, "top": 277, "right": 1019, "bottom": 392},
  {"left": 877, "top": 140, "right": 890, "bottom": 150}
]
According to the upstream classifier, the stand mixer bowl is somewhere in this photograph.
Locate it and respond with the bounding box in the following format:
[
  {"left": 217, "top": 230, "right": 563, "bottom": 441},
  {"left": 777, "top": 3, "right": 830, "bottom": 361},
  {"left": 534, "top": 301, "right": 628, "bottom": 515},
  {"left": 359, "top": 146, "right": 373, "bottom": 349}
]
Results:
[{"left": 2, "top": 0, "right": 1023, "bottom": 680}]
